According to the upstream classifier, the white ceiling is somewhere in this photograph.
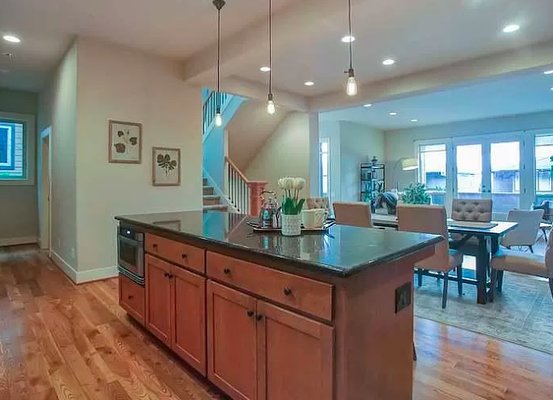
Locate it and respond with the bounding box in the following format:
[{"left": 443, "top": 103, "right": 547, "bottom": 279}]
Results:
[
  {"left": 0, "top": 0, "right": 296, "bottom": 90},
  {"left": 1, "top": 0, "right": 553, "bottom": 100},
  {"left": 229, "top": 0, "right": 553, "bottom": 97},
  {"left": 319, "top": 69, "right": 553, "bottom": 130}
]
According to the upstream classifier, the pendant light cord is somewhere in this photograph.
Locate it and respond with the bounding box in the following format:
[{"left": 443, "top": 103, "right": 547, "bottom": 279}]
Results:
[
  {"left": 348, "top": 0, "right": 353, "bottom": 70},
  {"left": 268, "top": 0, "right": 273, "bottom": 95},
  {"left": 217, "top": 7, "right": 221, "bottom": 110}
]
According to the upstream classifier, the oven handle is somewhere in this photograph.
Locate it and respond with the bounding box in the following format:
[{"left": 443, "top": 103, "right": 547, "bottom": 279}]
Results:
[{"left": 118, "top": 234, "right": 143, "bottom": 247}]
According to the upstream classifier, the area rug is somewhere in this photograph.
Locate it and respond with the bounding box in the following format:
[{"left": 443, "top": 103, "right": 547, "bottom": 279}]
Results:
[{"left": 414, "top": 271, "right": 553, "bottom": 355}]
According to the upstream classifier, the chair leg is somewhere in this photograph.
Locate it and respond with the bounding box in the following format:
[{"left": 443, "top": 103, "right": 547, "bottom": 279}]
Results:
[
  {"left": 417, "top": 269, "right": 423, "bottom": 287},
  {"left": 490, "top": 269, "right": 497, "bottom": 303},
  {"left": 549, "top": 278, "right": 553, "bottom": 300},
  {"left": 529, "top": 245, "right": 534, "bottom": 253},
  {"left": 442, "top": 271, "right": 449, "bottom": 309},
  {"left": 497, "top": 270, "right": 504, "bottom": 293},
  {"left": 456, "top": 265, "right": 463, "bottom": 296},
  {"left": 413, "top": 342, "right": 417, "bottom": 361}
]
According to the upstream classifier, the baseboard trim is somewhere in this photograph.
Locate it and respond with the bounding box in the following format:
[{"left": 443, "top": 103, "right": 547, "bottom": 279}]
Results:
[
  {"left": 77, "top": 266, "right": 118, "bottom": 284},
  {"left": 50, "top": 250, "right": 78, "bottom": 283},
  {"left": 50, "top": 251, "right": 118, "bottom": 284},
  {"left": 0, "top": 236, "right": 38, "bottom": 247}
]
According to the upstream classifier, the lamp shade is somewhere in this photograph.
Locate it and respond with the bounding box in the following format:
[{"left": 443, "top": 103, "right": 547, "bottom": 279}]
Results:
[{"left": 401, "top": 158, "right": 418, "bottom": 171}]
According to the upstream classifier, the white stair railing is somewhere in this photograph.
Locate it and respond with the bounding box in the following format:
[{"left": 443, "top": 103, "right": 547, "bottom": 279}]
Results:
[{"left": 224, "top": 157, "right": 267, "bottom": 216}]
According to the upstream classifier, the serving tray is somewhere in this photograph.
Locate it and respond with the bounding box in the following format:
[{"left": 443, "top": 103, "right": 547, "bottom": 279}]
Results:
[{"left": 247, "top": 220, "right": 335, "bottom": 233}]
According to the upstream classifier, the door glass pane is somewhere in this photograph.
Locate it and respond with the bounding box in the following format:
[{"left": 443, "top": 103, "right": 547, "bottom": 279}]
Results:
[
  {"left": 535, "top": 135, "right": 553, "bottom": 205},
  {"left": 491, "top": 141, "right": 520, "bottom": 213},
  {"left": 456, "top": 144, "right": 482, "bottom": 198},
  {"left": 319, "top": 139, "right": 330, "bottom": 198},
  {"left": 419, "top": 143, "right": 446, "bottom": 205}
]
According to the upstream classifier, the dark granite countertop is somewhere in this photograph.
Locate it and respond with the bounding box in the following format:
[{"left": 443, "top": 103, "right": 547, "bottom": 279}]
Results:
[{"left": 116, "top": 211, "right": 442, "bottom": 278}]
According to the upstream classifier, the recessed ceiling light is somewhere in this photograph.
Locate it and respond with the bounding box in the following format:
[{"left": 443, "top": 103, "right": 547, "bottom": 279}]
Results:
[
  {"left": 363, "top": 103, "right": 372, "bottom": 108},
  {"left": 502, "top": 24, "right": 520, "bottom": 33},
  {"left": 382, "top": 59, "right": 396, "bottom": 66},
  {"left": 259, "top": 66, "right": 271, "bottom": 72},
  {"left": 544, "top": 70, "right": 553, "bottom": 75},
  {"left": 304, "top": 81, "right": 315, "bottom": 86},
  {"left": 389, "top": 112, "right": 398, "bottom": 116},
  {"left": 550, "top": 87, "right": 553, "bottom": 91},
  {"left": 2, "top": 34, "right": 21, "bottom": 43},
  {"left": 341, "top": 35, "right": 355, "bottom": 43},
  {"left": 410, "top": 119, "right": 419, "bottom": 122}
]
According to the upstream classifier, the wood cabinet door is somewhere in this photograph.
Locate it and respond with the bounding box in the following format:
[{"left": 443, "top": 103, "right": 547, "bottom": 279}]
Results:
[
  {"left": 257, "top": 301, "right": 334, "bottom": 400},
  {"left": 207, "top": 281, "right": 258, "bottom": 400},
  {"left": 171, "top": 266, "right": 206, "bottom": 376},
  {"left": 145, "top": 254, "right": 173, "bottom": 345}
]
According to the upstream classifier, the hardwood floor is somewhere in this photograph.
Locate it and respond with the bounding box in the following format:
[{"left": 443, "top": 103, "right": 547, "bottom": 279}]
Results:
[{"left": 1, "top": 245, "right": 552, "bottom": 400}]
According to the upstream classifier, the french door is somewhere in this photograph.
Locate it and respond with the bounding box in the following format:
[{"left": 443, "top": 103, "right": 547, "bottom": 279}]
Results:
[{"left": 453, "top": 137, "right": 523, "bottom": 219}]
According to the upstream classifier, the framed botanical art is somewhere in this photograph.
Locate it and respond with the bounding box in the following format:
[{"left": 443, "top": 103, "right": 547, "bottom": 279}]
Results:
[
  {"left": 108, "top": 120, "right": 142, "bottom": 164},
  {"left": 152, "top": 147, "right": 181, "bottom": 186}
]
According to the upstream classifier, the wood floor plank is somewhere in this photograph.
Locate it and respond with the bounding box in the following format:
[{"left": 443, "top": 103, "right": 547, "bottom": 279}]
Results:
[{"left": 1, "top": 245, "right": 552, "bottom": 400}]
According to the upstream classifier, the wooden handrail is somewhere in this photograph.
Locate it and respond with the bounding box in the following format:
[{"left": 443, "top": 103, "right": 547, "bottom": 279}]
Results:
[{"left": 224, "top": 157, "right": 267, "bottom": 185}]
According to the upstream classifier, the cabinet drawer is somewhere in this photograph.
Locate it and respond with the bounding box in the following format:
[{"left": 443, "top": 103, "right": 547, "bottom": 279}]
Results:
[
  {"left": 146, "top": 233, "right": 205, "bottom": 273},
  {"left": 119, "top": 275, "right": 145, "bottom": 325},
  {"left": 207, "top": 252, "right": 333, "bottom": 322}
]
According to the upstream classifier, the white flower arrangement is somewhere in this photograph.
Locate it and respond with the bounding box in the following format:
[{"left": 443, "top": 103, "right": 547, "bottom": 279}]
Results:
[{"left": 278, "top": 177, "right": 306, "bottom": 215}]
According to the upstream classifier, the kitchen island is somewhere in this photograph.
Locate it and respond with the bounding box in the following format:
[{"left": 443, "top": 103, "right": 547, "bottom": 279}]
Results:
[{"left": 115, "top": 210, "right": 441, "bottom": 400}]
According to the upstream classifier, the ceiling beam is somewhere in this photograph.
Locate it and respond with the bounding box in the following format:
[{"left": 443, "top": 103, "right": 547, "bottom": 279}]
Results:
[{"left": 309, "top": 40, "right": 553, "bottom": 112}]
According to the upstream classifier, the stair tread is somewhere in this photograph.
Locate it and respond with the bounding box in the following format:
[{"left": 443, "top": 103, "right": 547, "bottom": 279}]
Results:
[
  {"left": 203, "top": 204, "right": 228, "bottom": 211},
  {"left": 203, "top": 195, "right": 220, "bottom": 199}
]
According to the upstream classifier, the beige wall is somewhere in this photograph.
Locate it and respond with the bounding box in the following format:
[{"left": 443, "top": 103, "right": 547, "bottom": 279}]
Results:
[
  {"left": 38, "top": 38, "right": 203, "bottom": 282},
  {"left": 38, "top": 43, "right": 78, "bottom": 266},
  {"left": 246, "top": 111, "right": 311, "bottom": 195},
  {"left": 75, "top": 38, "right": 202, "bottom": 275},
  {"left": 0, "top": 89, "right": 39, "bottom": 245}
]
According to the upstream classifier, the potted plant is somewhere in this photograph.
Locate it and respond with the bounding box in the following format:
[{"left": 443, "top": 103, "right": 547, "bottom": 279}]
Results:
[
  {"left": 401, "top": 183, "right": 431, "bottom": 205},
  {"left": 278, "top": 177, "right": 306, "bottom": 236}
]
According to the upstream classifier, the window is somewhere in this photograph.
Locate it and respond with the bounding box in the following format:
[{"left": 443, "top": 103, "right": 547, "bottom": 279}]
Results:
[
  {"left": 418, "top": 143, "right": 447, "bottom": 205},
  {"left": 319, "top": 138, "right": 330, "bottom": 198},
  {"left": 535, "top": 135, "right": 553, "bottom": 203},
  {"left": 0, "top": 120, "right": 26, "bottom": 180}
]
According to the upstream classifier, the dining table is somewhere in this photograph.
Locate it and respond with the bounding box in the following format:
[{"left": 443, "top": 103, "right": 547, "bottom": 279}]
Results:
[{"left": 371, "top": 213, "right": 518, "bottom": 304}]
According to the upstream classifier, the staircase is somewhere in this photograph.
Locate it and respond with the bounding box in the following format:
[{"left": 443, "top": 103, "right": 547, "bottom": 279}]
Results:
[{"left": 203, "top": 178, "right": 227, "bottom": 211}]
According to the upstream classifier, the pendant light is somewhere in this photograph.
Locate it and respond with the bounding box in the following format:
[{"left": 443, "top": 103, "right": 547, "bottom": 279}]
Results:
[
  {"left": 345, "top": 0, "right": 358, "bottom": 96},
  {"left": 266, "top": 0, "right": 276, "bottom": 115},
  {"left": 213, "top": 0, "right": 226, "bottom": 126}
]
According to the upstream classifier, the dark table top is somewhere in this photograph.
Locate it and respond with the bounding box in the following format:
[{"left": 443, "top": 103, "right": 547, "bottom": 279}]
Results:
[
  {"left": 372, "top": 214, "right": 518, "bottom": 237},
  {"left": 116, "top": 211, "right": 442, "bottom": 278}
]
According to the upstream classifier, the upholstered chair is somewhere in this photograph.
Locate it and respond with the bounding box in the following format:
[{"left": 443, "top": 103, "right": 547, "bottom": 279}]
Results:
[
  {"left": 332, "top": 202, "right": 372, "bottom": 228},
  {"left": 397, "top": 204, "right": 464, "bottom": 308},
  {"left": 451, "top": 199, "right": 493, "bottom": 222},
  {"left": 306, "top": 197, "right": 330, "bottom": 211},
  {"left": 490, "top": 237, "right": 553, "bottom": 301},
  {"left": 450, "top": 198, "right": 493, "bottom": 256},
  {"left": 501, "top": 209, "right": 544, "bottom": 253}
]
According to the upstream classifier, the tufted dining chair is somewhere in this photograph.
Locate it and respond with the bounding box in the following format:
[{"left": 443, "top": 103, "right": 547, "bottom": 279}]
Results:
[
  {"left": 451, "top": 199, "right": 493, "bottom": 222},
  {"left": 306, "top": 197, "right": 330, "bottom": 212},
  {"left": 501, "top": 209, "right": 544, "bottom": 253},
  {"left": 450, "top": 198, "right": 493, "bottom": 256}
]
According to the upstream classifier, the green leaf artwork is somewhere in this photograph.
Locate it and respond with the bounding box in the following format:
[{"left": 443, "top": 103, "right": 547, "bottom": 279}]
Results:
[{"left": 157, "top": 153, "right": 178, "bottom": 176}]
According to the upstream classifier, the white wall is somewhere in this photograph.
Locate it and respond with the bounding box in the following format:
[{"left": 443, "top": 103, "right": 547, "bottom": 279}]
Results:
[
  {"left": 246, "top": 112, "right": 311, "bottom": 194},
  {"left": 38, "top": 43, "right": 78, "bottom": 266},
  {"left": 320, "top": 120, "right": 385, "bottom": 202},
  {"left": 0, "top": 89, "right": 39, "bottom": 245},
  {"left": 39, "top": 38, "right": 203, "bottom": 282},
  {"left": 384, "top": 110, "right": 553, "bottom": 189}
]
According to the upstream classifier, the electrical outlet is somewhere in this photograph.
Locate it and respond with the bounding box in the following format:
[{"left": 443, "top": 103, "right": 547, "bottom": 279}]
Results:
[{"left": 395, "top": 282, "right": 412, "bottom": 314}]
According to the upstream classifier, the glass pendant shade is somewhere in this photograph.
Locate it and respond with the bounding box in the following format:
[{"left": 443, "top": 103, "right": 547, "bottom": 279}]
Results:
[
  {"left": 215, "top": 111, "right": 223, "bottom": 127},
  {"left": 346, "top": 69, "right": 358, "bottom": 96},
  {"left": 267, "top": 93, "right": 276, "bottom": 115}
]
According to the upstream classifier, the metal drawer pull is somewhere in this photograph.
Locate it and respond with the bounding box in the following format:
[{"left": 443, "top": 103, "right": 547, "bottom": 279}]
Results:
[
  {"left": 283, "top": 287, "right": 293, "bottom": 296},
  {"left": 127, "top": 295, "right": 134, "bottom": 300},
  {"left": 256, "top": 314, "right": 264, "bottom": 321},
  {"left": 247, "top": 310, "right": 254, "bottom": 318},
  {"left": 223, "top": 268, "right": 231, "bottom": 275}
]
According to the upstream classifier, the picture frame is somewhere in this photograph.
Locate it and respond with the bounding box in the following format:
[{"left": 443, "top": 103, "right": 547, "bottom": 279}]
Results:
[
  {"left": 108, "top": 120, "right": 142, "bottom": 164},
  {"left": 152, "top": 147, "right": 181, "bottom": 186}
]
